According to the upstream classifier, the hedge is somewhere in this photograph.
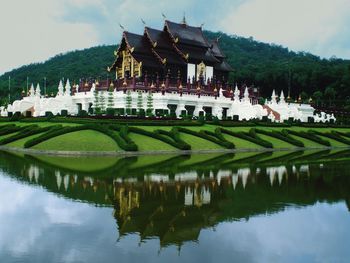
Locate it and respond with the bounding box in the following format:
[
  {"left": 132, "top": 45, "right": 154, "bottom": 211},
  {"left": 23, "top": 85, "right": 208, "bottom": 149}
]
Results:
[
  {"left": 128, "top": 126, "right": 186, "bottom": 150},
  {"left": 49, "top": 117, "right": 203, "bottom": 126},
  {"left": 0, "top": 125, "right": 60, "bottom": 145},
  {"left": 202, "top": 128, "right": 235, "bottom": 149},
  {"left": 156, "top": 127, "right": 191, "bottom": 150},
  {"left": 284, "top": 129, "right": 331, "bottom": 147},
  {"left": 117, "top": 126, "right": 138, "bottom": 151},
  {"left": 309, "top": 130, "right": 350, "bottom": 145},
  {"left": 0, "top": 125, "right": 25, "bottom": 136},
  {"left": 220, "top": 128, "right": 273, "bottom": 148},
  {"left": 254, "top": 128, "right": 304, "bottom": 147},
  {"left": 23, "top": 124, "right": 134, "bottom": 151},
  {"left": 177, "top": 127, "right": 234, "bottom": 149}
]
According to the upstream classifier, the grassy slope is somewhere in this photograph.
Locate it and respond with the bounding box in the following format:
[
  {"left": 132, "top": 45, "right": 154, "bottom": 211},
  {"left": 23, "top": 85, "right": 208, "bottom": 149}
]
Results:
[
  {"left": 0, "top": 122, "right": 349, "bottom": 152},
  {"left": 128, "top": 132, "right": 176, "bottom": 151},
  {"left": 33, "top": 130, "right": 120, "bottom": 151}
]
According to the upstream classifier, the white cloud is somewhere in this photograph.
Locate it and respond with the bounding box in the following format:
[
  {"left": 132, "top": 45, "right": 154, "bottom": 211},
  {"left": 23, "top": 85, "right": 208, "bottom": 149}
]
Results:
[
  {"left": 1, "top": 0, "right": 350, "bottom": 75},
  {"left": 0, "top": 0, "right": 99, "bottom": 74},
  {"left": 220, "top": 0, "right": 350, "bottom": 58}
]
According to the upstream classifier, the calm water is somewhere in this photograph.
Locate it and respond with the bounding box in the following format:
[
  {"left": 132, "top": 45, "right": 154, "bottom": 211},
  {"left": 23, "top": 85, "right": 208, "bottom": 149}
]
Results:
[{"left": 0, "top": 150, "right": 350, "bottom": 263}]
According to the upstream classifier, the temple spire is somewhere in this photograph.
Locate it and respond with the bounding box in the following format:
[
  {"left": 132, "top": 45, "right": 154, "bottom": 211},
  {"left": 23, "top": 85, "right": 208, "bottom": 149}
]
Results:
[{"left": 181, "top": 13, "right": 187, "bottom": 25}]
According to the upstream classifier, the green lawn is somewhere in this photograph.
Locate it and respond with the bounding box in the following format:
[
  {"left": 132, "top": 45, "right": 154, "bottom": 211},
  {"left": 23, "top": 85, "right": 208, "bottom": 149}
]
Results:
[
  {"left": 6, "top": 133, "right": 46, "bottom": 148},
  {"left": 128, "top": 132, "right": 177, "bottom": 151},
  {"left": 222, "top": 133, "right": 262, "bottom": 149},
  {"left": 179, "top": 132, "right": 223, "bottom": 150},
  {"left": 288, "top": 134, "right": 323, "bottom": 148},
  {"left": 257, "top": 134, "right": 295, "bottom": 149},
  {"left": 33, "top": 130, "right": 120, "bottom": 152},
  {"left": 0, "top": 121, "right": 349, "bottom": 152}
]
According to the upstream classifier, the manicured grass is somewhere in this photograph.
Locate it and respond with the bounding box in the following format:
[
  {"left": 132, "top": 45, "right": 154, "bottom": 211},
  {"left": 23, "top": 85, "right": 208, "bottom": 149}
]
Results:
[
  {"left": 316, "top": 135, "right": 348, "bottom": 147},
  {"left": 6, "top": 133, "right": 46, "bottom": 148},
  {"left": 0, "top": 121, "right": 349, "bottom": 152},
  {"left": 179, "top": 132, "right": 223, "bottom": 150},
  {"left": 33, "top": 130, "right": 120, "bottom": 152},
  {"left": 128, "top": 132, "right": 177, "bottom": 151},
  {"left": 256, "top": 134, "right": 295, "bottom": 148},
  {"left": 222, "top": 133, "right": 262, "bottom": 149},
  {"left": 35, "top": 155, "right": 120, "bottom": 172},
  {"left": 288, "top": 134, "right": 323, "bottom": 148}
]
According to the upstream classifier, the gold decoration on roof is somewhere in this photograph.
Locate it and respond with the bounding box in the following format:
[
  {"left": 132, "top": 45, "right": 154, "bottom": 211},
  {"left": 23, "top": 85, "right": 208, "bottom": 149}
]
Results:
[
  {"left": 162, "top": 58, "right": 167, "bottom": 64},
  {"left": 153, "top": 41, "right": 157, "bottom": 48},
  {"left": 130, "top": 47, "right": 135, "bottom": 53},
  {"left": 185, "top": 53, "right": 189, "bottom": 60},
  {"left": 114, "top": 51, "right": 118, "bottom": 56},
  {"left": 175, "top": 37, "right": 179, "bottom": 43},
  {"left": 107, "top": 66, "right": 111, "bottom": 72}
]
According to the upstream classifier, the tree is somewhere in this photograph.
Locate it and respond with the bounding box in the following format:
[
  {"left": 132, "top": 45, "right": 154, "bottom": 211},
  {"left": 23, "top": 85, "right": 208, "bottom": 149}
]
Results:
[
  {"left": 125, "top": 89, "right": 132, "bottom": 115},
  {"left": 300, "top": 91, "right": 308, "bottom": 103},
  {"left": 146, "top": 91, "right": 153, "bottom": 117},
  {"left": 312, "top": 91, "right": 323, "bottom": 106},
  {"left": 99, "top": 91, "right": 106, "bottom": 113},
  {"left": 107, "top": 87, "right": 114, "bottom": 110},
  {"left": 93, "top": 88, "right": 101, "bottom": 115},
  {"left": 324, "top": 86, "right": 336, "bottom": 106},
  {"left": 137, "top": 90, "right": 143, "bottom": 113}
]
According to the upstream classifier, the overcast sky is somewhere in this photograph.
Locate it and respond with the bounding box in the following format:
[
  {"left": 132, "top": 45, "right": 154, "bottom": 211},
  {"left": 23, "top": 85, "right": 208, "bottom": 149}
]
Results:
[{"left": 1, "top": 0, "right": 350, "bottom": 74}]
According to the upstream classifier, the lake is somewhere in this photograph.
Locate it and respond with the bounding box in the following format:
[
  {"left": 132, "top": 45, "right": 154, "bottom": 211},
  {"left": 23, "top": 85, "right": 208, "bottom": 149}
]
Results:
[{"left": 0, "top": 149, "right": 349, "bottom": 263}]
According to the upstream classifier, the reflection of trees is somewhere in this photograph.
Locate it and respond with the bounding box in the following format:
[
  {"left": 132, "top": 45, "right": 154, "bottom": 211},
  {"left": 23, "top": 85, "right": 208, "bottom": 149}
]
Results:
[{"left": 1, "top": 150, "right": 350, "bottom": 248}]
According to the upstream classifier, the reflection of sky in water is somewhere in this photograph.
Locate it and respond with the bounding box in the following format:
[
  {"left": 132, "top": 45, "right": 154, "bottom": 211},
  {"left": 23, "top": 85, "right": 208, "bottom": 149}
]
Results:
[{"left": 1, "top": 170, "right": 350, "bottom": 263}]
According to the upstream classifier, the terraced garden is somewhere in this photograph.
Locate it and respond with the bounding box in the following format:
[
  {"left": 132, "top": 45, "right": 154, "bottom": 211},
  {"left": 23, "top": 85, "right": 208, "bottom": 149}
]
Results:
[{"left": 0, "top": 120, "right": 350, "bottom": 154}]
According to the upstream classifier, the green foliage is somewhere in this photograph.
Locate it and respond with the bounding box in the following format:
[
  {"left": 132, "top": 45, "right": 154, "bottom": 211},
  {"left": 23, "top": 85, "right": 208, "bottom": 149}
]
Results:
[
  {"left": 146, "top": 91, "right": 154, "bottom": 117},
  {"left": 156, "top": 128, "right": 191, "bottom": 150},
  {"left": 125, "top": 90, "right": 132, "bottom": 115},
  {"left": 107, "top": 89, "right": 114, "bottom": 110},
  {"left": 93, "top": 89, "right": 100, "bottom": 114}
]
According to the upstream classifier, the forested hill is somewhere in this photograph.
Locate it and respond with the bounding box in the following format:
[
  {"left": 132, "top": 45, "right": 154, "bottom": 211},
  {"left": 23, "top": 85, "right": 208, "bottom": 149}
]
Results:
[{"left": 1, "top": 31, "right": 350, "bottom": 108}]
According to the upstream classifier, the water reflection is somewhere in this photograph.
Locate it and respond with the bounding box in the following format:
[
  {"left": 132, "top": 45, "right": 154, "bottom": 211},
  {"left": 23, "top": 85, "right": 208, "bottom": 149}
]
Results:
[{"left": 0, "top": 150, "right": 350, "bottom": 262}]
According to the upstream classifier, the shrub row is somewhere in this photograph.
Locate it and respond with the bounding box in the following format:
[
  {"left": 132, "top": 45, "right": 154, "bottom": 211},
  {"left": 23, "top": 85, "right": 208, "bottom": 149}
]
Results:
[
  {"left": 50, "top": 117, "right": 203, "bottom": 126},
  {"left": 217, "top": 121, "right": 256, "bottom": 127},
  {"left": 177, "top": 127, "right": 234, "bottom": 149},
  {"left": 309, "top": 130, "right": 350, "bottom": 145},
  {"left": 220, "top": 128, "right": 273, "bottom": 148},
  {"left": 128, "top": 126, "right": 187, "bottom": 150},
  {"left": 0, "top": 125, "right": 26, "bottom": 136},
  {"left": 23, "top": 124, "right": 135, "bottom": 151},
  {"left": 0, "top": 125, "right": 60, "bottom": 145},
  {"left": 284, "top": 129, "right": 331, "bottom": 147},
  {"left": 156, "top": 128, "right": 191, "bottom": 150},
  {"left": 202, "top": 129, "right": 235, "bottom": 149},
  {"left": 253, "top": 128, "right": 304, "bottom": 147},
  {"left": 117, "top": 126, "right": 138, "bottom": 151}
]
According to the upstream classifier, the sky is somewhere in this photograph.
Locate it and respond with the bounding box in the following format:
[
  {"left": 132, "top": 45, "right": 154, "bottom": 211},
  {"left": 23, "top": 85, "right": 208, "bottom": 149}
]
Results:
[{"left": 0, "top": 0, "right": 350, "bottom": 75}]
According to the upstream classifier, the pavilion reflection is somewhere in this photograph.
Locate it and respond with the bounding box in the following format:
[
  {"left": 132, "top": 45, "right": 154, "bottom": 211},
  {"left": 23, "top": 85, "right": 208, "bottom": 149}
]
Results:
[{"left": 0, "top": 150, "right": 350, "bottom": 248}]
